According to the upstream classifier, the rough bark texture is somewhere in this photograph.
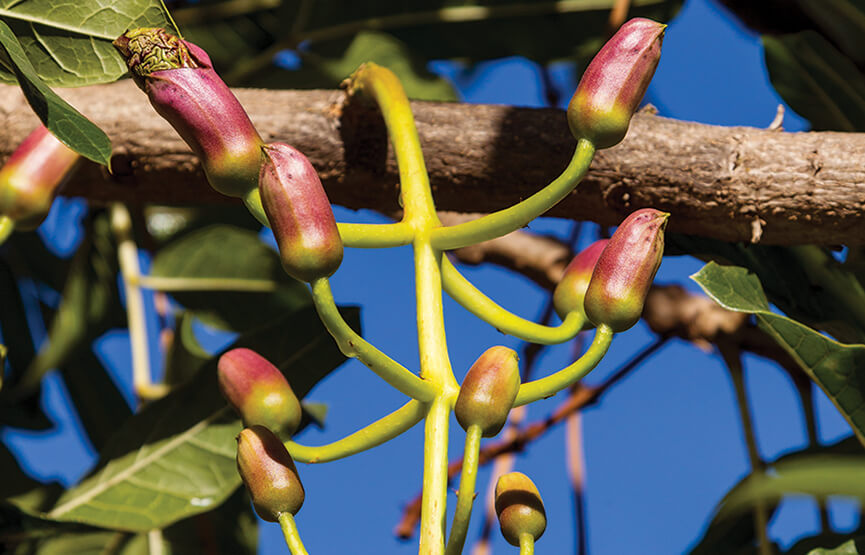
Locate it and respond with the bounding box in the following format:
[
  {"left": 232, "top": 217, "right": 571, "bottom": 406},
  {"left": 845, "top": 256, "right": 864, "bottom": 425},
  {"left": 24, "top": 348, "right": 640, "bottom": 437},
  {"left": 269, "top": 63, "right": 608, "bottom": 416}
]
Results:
[{"left": 2, "top": 81, "right": 864, "bottom": 245}]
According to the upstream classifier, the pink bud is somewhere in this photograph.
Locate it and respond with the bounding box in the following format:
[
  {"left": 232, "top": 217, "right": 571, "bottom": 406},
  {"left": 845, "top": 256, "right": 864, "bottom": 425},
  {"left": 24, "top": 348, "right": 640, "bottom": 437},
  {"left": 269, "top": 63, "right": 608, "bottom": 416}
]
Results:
[
  {"left": 259, "top": 142, "right": 343, "bottom": 282},
  {"left": 113, "top": 28, "right": 263, "bottom": 198},
  {"left": 455, "top": 346, "right": 521, "bottom": 438},
  {"left": 236, "top": 425, "right": 304, "bottom": 521},
  {"left": 0, "top": 126, "right": 80, "bottom": 230},
  {"left": 567, "top": 18, "right": 665, "bottom": 149},
  {"left": 218, "top": 348, "right": 302, "bottom": 437},
  {"left": 553, "top": 239, "right": 609, "bottom": 325},
  {"left": 584, "top": 208, "right": 668, "bottom": 332}
]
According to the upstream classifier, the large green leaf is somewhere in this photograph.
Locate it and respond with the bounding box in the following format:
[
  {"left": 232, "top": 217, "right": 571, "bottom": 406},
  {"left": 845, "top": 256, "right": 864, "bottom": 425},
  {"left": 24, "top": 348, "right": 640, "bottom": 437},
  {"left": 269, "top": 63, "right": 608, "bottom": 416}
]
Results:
[
  {"left": 806, "top": 538, "right": 865, "bottom": 554},
  {"left": 0, "top": 20, "right": 111, "bottom": 165},
  {"left": 150, "top": 225, "right": 310, "bottom": 331},
  {"left": 0, "top": 0, "right": 174, "bottom": 87},
  {"left": 692, "top": 262, "right": 865, "bottom": 445},
  {"left": 42, "top": 304, "right": 356, "bottom": 531},
  {"left": 763, "top": 30, "right": 865, "bottom": 131}
]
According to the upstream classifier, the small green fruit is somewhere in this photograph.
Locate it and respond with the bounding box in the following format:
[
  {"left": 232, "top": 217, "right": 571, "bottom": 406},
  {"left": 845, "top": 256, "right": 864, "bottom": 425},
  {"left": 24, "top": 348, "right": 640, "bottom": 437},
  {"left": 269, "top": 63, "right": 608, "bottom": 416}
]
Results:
[
  {"left": 494, "top": 472, "right": 546, "bottom": 546},
  {"left": 236, "top": 425, "right": 304, "bottom": 521},
  {"left": 454, "top": 346, "right": 520, "bottom": 438}
]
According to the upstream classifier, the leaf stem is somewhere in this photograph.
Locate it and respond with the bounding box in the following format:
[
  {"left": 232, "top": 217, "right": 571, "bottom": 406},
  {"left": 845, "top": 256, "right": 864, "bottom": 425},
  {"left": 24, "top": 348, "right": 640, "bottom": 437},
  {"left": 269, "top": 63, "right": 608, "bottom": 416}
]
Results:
[
  {"left": 287, "top": 399, "right": 427, "bottom": 463},
  {"left": 110, "top": 204, "right": 156, "bottom": 403},
  {"left": 0, "top": 215, "right": 13, "bottom": 245},
  {"left": 519, "top": 532, "right": 535, "bottom": 555},
  {"left": 720, "top": 343, "right": 771, "bottom": 555},
  {"left": 445, "top": 424, "right": 482, "bottom": 555},
  {"left": 310, "top": 277, "right": 435, "bottom": 401},
  {"left": 338, "top": 221, "right": 415, "bottom": 248},
  {"left": 278, "top": 513, "right": 310, "bottom": 555},
  {"left": 514, "top": 325, "right": 613, "bottom": 406},
  {"left": 431, "top": 140, "right": 594, "bottom": 251},
  {"left": 441, "top": 256, "right": 584, "bottom": 344}
]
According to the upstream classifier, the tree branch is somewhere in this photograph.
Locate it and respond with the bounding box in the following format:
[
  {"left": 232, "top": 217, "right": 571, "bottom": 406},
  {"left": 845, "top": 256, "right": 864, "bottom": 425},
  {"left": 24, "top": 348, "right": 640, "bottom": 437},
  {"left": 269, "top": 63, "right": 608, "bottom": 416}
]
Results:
[{"left": 2, "top": 81, "right": 862, "bottom": 245}]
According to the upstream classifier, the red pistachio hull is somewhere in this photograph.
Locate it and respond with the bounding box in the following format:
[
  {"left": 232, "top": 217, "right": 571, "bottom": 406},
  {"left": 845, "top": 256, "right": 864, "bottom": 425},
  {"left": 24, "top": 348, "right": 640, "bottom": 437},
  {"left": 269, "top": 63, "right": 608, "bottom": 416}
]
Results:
[
  {"left": 259, "top": 142, "right": 343, "bottom": 282},
  {"left": 0, "top": 126, "right": 80, "bottom": 230},
  {"left": 454, "top": 346, "right": 520, "bottom": 438},
  {"left": 567, "top": 18, "right": 665, "bottom": 149},
  {"left": 236, "top": 426, "right": 304, "bottom": 521},
  {"left": 584, "top": 208, "right": 668, "bottom": 332},
  {"left": 218, "top": 348, "right": 303, "bottom": 437},
  {"left": 114, "top": 28, "right": 263, "bottom": 198},
  {"left": 553, "top": 239, "right": 609, "bottom": 325},
  {"left": 495, "top": 472, "right": 547, "bottom": 546}
]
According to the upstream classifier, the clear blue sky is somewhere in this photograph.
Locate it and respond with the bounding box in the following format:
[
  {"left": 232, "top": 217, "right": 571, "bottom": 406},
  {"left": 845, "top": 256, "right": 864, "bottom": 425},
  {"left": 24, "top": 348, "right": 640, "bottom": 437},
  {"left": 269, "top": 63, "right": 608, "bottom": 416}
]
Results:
[{"left": 3, "top": 0, "right": 857, "bottom": 553}]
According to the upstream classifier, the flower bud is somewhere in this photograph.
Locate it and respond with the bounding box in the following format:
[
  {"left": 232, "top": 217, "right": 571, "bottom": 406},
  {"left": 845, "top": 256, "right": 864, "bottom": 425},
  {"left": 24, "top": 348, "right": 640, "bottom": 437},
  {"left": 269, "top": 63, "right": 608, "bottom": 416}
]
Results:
[
  {"left": 259, "top": 142, "right": 343, "bottom": 282},
  {"left": 553, "top": 239, "right": 609, "bottom": 325},
  {"left": 0, "top": 126, "right": 80, "bottom": 230},
  {"left": 113, "top": 28, "right": 263, "bottom": 198},
  {"left": 454, "top": 346, "right": 520, "bottom": 438},
  {"left": 494, "top": 472, "right": 546, "bottom": 546},
  {"left": 584, "top": 208, "right": 668, "bottom": 332},
  {"left": 218, "top": 348, "right": 303, "bottom": 437},
  {"left": 567, "top": 18, "right": 665, "bottom": 149},
  {"left": 236, "top": 425, "right": 304, "bottom": 521}
]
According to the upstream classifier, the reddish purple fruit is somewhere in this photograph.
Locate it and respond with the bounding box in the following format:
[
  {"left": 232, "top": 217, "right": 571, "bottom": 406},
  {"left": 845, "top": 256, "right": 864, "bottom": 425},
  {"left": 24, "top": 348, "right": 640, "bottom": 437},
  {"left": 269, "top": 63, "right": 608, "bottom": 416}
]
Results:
[
  {"left": 553, "top": 239, "right": 609, "bottom": 326},
  {"left": 236, "top": 425, "right": 304, "bottom": 521},
  {"left": 495, "top": 472, "right": 546, "bottom": 546},
  {"left": 113, "top": 28, "right": 263, "bottom": 198},
  {"left": 584, "top": 208, "right": 669, "bottom": 332},
  {"left": 0, "top": 126, "right": 80, "bottom": 229},
  {"left": 259, "top": 142, "right": 343, "bottom": 282},
  {"left": 454, "top": 346, "right": 520, "bottom": 438},
  {"left": 567, "top": 18, "right": 665, "bottom": 149},
  {"left": 218, "top": 348, "right": 302, "bottom": 437}
]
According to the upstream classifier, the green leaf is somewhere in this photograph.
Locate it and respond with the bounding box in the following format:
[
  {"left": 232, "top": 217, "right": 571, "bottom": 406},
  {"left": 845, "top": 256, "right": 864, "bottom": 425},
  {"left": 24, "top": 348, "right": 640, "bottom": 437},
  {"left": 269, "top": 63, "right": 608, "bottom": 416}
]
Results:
[
  {"left": 15, "top": 212, "right": 125, "bottom": 396},
  {"left": 0, "top": 0, "right": 174, "bottom": 87},
  {"left": 150, "top": 225, "right": 310, "bottom": 331},
  {"left": 794, "top": 0, "right": 865, "bottom": 66},
  {"left": 692, "top": 262, "right": 865, "bottom": 446},
  {"left": 300, "top": 400, "right": 328, "bottom": 429},
  {"left": 42, "top": 304, "right": 357, "bottom": 531},
  {"left": 0, "top": 20, "right": 111, "bottom": 165},
  {"left": 162, "top": 311, "right": 211, "bottom": 387},
  {"left": 763, "top": 30, "right": 865, "bottom": 131},
  {"left": 806, "top": 538, "right": 865, "bottom": 554}
]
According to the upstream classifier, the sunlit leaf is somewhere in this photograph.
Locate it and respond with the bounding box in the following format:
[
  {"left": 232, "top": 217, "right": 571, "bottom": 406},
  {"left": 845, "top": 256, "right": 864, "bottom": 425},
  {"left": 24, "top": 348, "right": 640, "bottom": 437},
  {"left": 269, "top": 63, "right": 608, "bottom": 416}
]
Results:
[{"left": 692, "top": 262, "right": 865, "bottom": 446}]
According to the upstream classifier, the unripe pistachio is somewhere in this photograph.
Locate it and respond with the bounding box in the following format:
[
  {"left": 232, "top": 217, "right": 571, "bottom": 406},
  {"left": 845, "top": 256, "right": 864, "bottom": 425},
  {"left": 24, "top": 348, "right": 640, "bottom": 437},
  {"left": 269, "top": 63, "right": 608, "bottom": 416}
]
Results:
[
  {"left": 259, "top": 142, "right": 343, "bottom": 282},
  {"left": 218, "top": 348, "right": 302, "bottom": 437},
  {"left": 454, "top": 346, "right": 520, "bottom": 438},
  {"left": 567, "top": 18, "right": 665, "bottom": 149},
  {"left": 236, "top": 425, "right": 304, "bottom": 521},
  {"left": 584, "top": 208, "right": 668, "bottom": 332},
  {"left": 0, "top": 126, "right": 80, "bottom": 230},
  {"left": 494, "top": 472, "right": 546, "bottom": 546},
  {"left": 553, "top": 239, "right": 609, "bottom": 325},
  {"left": 113, "top": 28, "right": 263, "bottom": 198}
]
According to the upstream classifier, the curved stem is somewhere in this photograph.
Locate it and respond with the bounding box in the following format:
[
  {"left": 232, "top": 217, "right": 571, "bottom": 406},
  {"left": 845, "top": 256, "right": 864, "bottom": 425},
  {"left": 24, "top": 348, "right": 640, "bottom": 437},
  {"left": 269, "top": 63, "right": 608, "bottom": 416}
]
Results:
[
  {"left": 514, "top": 325, "right": 613, "bottom": 406},
  {"left": 519, "top": 532, "right": 535, "bottom": 555},
  {"left": 278, "top": 513, "right": 310, "bottom": 555},
  {"left": 445, "top": 424, "right": 482, "bottom": 555},
  {"left": 346, "top": 63, "right": 439, "bottom": 227},
  {"left": 287, "top": 399, "right": 427, "bottom": 463},
  {"left": 431, "top": 139, "right": 594, "bottom": 250},
  {"left": 338, "top": 221, "right": 415, "bottom": 248},
  {"left": 310, "top": 277, "right": 435, "bottom": 401},
  {"left": 0, "top": 215, "right": 13, "bottom": 245},
  {"left": 441, "top": 256, "right": 584, "bottom": 344}
]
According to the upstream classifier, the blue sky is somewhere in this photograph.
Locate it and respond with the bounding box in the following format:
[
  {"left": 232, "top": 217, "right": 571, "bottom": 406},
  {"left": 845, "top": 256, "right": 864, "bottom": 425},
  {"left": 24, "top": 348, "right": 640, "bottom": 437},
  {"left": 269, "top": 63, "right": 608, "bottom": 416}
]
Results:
[{"left": 3, "top": 0, "right": 858, "bottom": 553}]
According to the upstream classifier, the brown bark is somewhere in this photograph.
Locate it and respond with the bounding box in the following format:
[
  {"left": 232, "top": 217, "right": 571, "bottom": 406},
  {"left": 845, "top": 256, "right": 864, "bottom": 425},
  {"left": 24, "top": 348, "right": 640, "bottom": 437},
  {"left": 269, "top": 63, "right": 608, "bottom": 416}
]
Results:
[{"left": 2, "top": 81, "right": 864, "bottom": 245}]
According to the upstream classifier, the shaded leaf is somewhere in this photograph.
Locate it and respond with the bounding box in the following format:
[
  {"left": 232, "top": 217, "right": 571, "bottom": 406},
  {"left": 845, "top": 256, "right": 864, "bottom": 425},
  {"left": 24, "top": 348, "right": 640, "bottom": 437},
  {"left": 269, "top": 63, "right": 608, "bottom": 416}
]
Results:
[
  {"left": 0, "top": 0, "right": 174, "bottom": 86},
  {"left": 162, "top": 311, "right": 211, "bottom": 387},
  {"left": 692, "top": 262, "right": 865, "bottom": 445},
  {"left": 794, "top": 0, "right": 865, "bottom": 66},
  {"left": 806, "top": 538, "right": 865, "bottom": 554},
  {"left": 150, "top": 225, "right": 310, "bottom": 331},
  {"left": 763, "top": 30, "right": 865, "bottom": 131},
  {"left": 43, "top": 304, "right": 357, "bottom": 531},
  {"left": 0, "top": 21, "right": 111, "bottom": 165},
  {"left": 300, "top": 400, "right": 328, "bottom": 429}
]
